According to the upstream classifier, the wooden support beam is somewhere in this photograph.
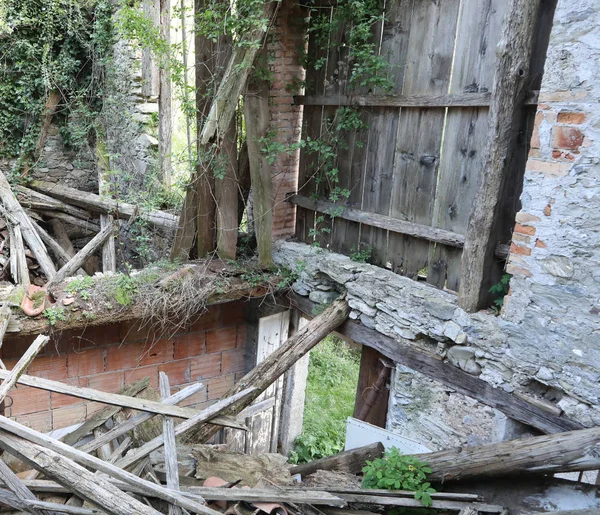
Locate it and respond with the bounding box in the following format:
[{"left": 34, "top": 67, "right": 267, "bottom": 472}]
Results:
[
  {"left": 4, "top": 214, "right": 30, "bottom": 288},
  {"left": 182, "top": 297, "right": 350, "bottom": 444},
  {"left": 17, "top": 186, "right": 93, "bottom": 221},
  {"left": 96, "top": 138, "right": 117, "bottom": 273},
  {"left": 0, "top": 417, "right": 219, "bottom": 515},
  {"left": 293, "top": 91, "right": 539, "bottom": 108},
  {"left": 159, "top": 372, "right": 183, "bottom": 515},
  {"left": 288, "top": 194, "right": 508, "bottom": 258},
  {"left": 289, "top": 442, "right": 384, "bottom": 477},
  {"left": 45, "top": 222, "right": 114, "bottom": 291},
  {"left": 30, "top": 181, "right": 178, "bottom": 231},
  {"left": 244, "top": 47, "right": 273, "bottom": 266},
  {"left": 0, "top": 172, "right": 56, "bottom": 279},
  {"left": 418, "top": 426, "right": 600, "bottom": 482},
  {"left": 459, "top": 0, "right": 543, "bottom": 311},
  {"left": 0, "top": 335, "right": 48, "bottom": 404},
  {"left": 292, "top": 294, "right": 582, "bottom": 435}
]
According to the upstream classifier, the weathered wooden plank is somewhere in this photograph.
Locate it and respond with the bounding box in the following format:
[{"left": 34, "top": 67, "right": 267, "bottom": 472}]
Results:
[
  {"left": 96, "top": 137, "right": 117, "bottom": 273},
  {"left": 353, "top": 347, "right": 389, "bottom": 427},
  {"left": 3, "top": 210, "right": 30, "bottom": 288},
  {"left": 17, "top": 186, "right": 93, "bottom": 221},
  {"left": 295, "top": 93, "right": 488, "bottom": 107},
  {"left": 0, "top": 459, "right": 48, "bottom": 515},
  {"left": 459, "top": 0, "right": 543, "bottom": 311},
  {"left": 0, "top": 418, "right": 217, "bottom": 515},
  {"left": 428, "top": 0, "right": 507, "bottom": 290},
  {"left": 159, "top": 372, "right": 183, "bottom": 515},
  {"left": 0, "top": 171, "right": 56, "bottom": 280},
  {"left": 0, "top": 335, "right": 49, "bottom": 403}
]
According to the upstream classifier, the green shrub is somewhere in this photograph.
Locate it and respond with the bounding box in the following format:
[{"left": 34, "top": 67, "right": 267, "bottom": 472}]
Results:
[{"left": 362, "top": 447, "right": 436, "bottom": 507}]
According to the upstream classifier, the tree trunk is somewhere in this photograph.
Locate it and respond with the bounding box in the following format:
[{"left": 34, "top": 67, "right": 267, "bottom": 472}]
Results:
[
  {"left": 183, "top": 297, "right": 350, "bottom": 443},
  {"left": 244, "top": 47, "right": 273, "bottom": 266},
  {"left": 159, "top": 0, "right": 173, "bottom": 187},
  {"left": 418, "top": 426, "right": 600, "bottom": 482},
  {"left": 289, "top": 442, "right": 385, "bottom": 477}
]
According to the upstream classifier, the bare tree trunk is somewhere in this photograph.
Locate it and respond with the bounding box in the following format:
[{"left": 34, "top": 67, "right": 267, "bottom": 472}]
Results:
[{"left": 159, "top": 0, "right": 173, "bottom": 187}]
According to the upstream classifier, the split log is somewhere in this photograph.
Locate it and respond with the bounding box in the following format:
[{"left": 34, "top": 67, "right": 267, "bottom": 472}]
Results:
[
  {"left": 17, "top": 186, "right": 93, "bottom": 221},
  {"left": 113, "top": 386, "right": 257, "bottom": 470},
  {"left": 244, "top": 46, "right": 273, "bottom": 266},
  {"left": 199, "top": 1, "right": 278, "bottom": 145},
  {"left": 289, "top": 442, "right": 384, "bottom": 477},
  {"left": 0, "top": 335, "right": 49, "bottom": 403},
  {"left": 96, "top": 137, "right": 117, "bottom": 273},
  {"left": 0, "top": 171, "right": 56, "bottom": 279},
  {"left": 30, "top": 181, "right": 179, "bottom": 230},
  {"left": 0, "top": 417, "right": 219, "bottom": 515},
  {"left": 416, "top": 426, "right": 600, "bottom": 482},
  {"left": 0, "top": 430, "right": 160, "bottom": 515},
  {"left": 459, "top": 0, "right": 542, "bottom": 311},
  {"left": 159, "top": 372, "right": 183, "bottom": 515},
  {"left": 183, "top": 297, "right": 350, "bottom": 443}
]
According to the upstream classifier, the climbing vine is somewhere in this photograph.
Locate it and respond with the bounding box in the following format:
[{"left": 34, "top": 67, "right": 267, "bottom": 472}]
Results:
[{"left": 0, "top": 0, "right": 114, "bottom": 176}]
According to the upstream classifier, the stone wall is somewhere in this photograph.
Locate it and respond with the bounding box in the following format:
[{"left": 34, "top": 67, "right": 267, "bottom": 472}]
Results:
[{"left": 2, "top": 301, "right": 250, "bottom": 432}]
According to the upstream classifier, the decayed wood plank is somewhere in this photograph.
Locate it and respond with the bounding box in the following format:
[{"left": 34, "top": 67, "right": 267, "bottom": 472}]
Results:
[
  {"left": 459, "top": 0, "right": 543, "bottom": 311},
  {"left": 334, "top": 494, "right": 503, "bottom": 512},
  {"left": 79, "top": 382, "right": 206, "bottom": 454},
  {"left": 96, "top": 137, "right": 117, "bottom": 273},
  {"left": 244, "top": 47, "right": 273, "bottom": 266},
  {"left": 181, "top": 487, "right": 346, "bottom": 507},
  {"left": 61, "top": 378, "right": 150, "bottom": 446},
  {"left": 0, "top": 430, "right": 160, "bottom": 515},
  {"left": 5, "top": 216, "right": 30, "bottom": 288},
  {"left": 417, "top": 426, "right": 600, "bottom": 482},
  {"left": 17, "top": 186, "right": 93, "bottom": 221},
  {"left": 289, "top": 442, "right": 384, "bottom": 477},
  {"left": 49, "top": 218, "right": 97, "bottom": 275},
  {"left": 0, "top": 418, "right": 219, "bottom": 515},
  {"left": 30, "top": 181, "right": 178, "bottom": 231},
  {"left": 0, "top": 459, "right": 48, "bottom": 515},
  {"left": 290, "top": 486, "right": 480, "bottom": 502},
  {"left": 31, "top": 219, "right": 79, "bottom": 269},
  {"left": 0, "top": 335, "right": 49, "bottom": 403},
  {"left": 113, "top": 386, "right": 257, "bottom": 470},
  {"left": 183, "top": 298, "right": 350, "bottom": 444},
  {"left": 292, "top": 294, "right": 582, "bottom": 435},
  {"left": 27, "top": 500, "right": 102, "bottom": 515},
  {"left": 0, "top": 369, "right": 233, "bottom": 421},
  {"left": 0, "top": 172, "right": 56, "bottom": 279},
  {"left": 159, "top": 372, "right": 183, "bottom": 515},
  {"left": 294, "top": 92, "right": 540, "bottom": 107},
  {"left": 45, "top": 222, "right": 114, "bottom": 291}
]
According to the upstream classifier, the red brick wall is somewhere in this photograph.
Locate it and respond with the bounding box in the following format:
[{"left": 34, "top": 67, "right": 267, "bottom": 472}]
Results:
[
  {"left": 267, "top": 0, "right": 306, "bottom": 239},
  {"left": 2, "top": 301, "right": 251, "bottom": 432}
]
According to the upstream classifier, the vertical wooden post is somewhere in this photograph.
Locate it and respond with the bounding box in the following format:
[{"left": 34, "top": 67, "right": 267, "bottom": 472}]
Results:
[
  {"left": 159, "top": 0, "right": 173, "bottom": 187},
  {"left": 215, "top": 119, "right": 239, "bottom": 260},
  {"left": 141, "top": 0, "right": 160, "bottom": 97},
  {"left": 353, "top": 347, "right": 390, "bottom": 428},
  {"left": 244, "top": 48, "right": 273, "bottom": 267},
  {"left": 96, "top": 137, "right": 116, "bottom": 273},
  {"left": 459, "top": 0, "right": 542, "bottom": 312}
]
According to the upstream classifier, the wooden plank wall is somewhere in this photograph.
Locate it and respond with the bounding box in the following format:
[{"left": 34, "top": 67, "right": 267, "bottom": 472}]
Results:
[{"left": 295, "top": 0, "right": 533, "bottom": 291}]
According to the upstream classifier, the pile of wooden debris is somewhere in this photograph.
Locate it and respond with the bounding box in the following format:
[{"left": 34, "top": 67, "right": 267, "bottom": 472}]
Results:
[{"left": 0, "top": 300, "right": 597, "bottom": 514}]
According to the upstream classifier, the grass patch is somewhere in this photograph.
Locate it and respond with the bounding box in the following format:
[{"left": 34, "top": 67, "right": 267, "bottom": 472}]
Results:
[{"left": 290, "top": 336, "right": 360, "bottom": 464}]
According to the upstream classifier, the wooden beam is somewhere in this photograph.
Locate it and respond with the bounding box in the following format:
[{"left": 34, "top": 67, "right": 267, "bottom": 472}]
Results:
[
  {"left": 4, "top": 212, "right": 30, "bottom": 288},
  {"left": 30, "top": 181, "right": 178, "bottom": 231},
  {"left": 17, "top": 186, "right": 93, "bottom": 221},
  {"left": 0, "top": 459, "right": 48, "bottom": 515},
  {"left": 48, "top": 218, "right": 96, "bottom": 275},
  {"left": 293, "top": 91, "right": 539, "bottom": 108},
  {"left": 418, "top": 426, "right": 600, "bottom": 482},
  {"left": 288, "top": 194, "right": 509, "bottom": 259},
  {"left": 96, "top": 138, "right": 117, "bottom": 273},
  {"left": 158, "top": 372, "right": 183, "bottom": 515},
  {"left": 0, "top": 418, "right": 219, "bottom": 515},
  {"left": 45, "top": 222, "right": 114, "bottom": 291},
  {"left": 159, "top": 0, "right": 173, "bottom": 187},
  {"left": 245, "top": 47, "right": 274, "bottom": 266},
  {"left": 0, "top": 335, "right": 49, "bottom": 403},
  {"left": 182, "top": 297, "right": 350, "bottom": 444},
  {"left": 0, "top": 171, "right": 56, "bottom": 279},
  {"left": 291, "top": 294, "right": 583, "bottom": 435},
  {"left": 459, "top": 0, "right": 542, "bottom": 311},
  {"left": 289, "top": 442, "right": 384, "bottom": 477},
  {"left": 353, "top": 348, "right": 390, "bottom": 427}
]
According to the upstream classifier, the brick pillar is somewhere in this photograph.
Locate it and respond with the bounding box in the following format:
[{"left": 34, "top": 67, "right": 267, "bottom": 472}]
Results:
[{"left": 267, "top": 0, "right": 306, "bottom": 239}]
